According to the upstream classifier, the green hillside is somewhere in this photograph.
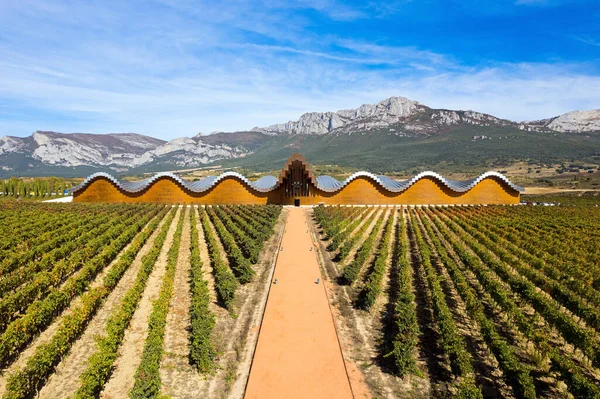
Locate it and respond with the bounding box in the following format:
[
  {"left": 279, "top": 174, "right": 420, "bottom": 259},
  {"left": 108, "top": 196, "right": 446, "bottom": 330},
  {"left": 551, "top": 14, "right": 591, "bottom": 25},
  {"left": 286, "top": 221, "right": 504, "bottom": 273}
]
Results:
[{"left": 212, "top": 125, "right": 600, "bottom": 174}]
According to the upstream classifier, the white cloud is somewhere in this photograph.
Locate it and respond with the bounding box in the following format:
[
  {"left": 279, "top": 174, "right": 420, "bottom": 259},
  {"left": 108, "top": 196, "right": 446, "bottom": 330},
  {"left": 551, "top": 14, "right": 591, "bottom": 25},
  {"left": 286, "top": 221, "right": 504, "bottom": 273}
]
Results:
[
  {"left": 2, "top": 51, "right": 598, "bottom": 139},
  {"left": 573, "top": 35, "right": 600, "bottom": 47},
  {"left": 0, "top": 0, "right": 598, "bottom": 140}
]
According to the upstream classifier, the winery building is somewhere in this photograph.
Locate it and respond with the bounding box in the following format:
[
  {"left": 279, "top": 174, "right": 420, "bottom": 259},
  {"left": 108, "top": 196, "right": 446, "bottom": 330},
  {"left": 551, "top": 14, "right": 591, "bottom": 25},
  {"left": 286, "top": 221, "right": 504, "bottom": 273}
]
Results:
[{"left": 71, "top": 153, "right": 522, "bottom": 205}]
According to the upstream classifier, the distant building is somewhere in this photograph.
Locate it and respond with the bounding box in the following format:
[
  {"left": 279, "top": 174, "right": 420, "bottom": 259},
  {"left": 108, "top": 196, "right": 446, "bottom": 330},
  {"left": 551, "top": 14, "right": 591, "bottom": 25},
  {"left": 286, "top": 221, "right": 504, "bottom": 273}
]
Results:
[{"left": 71, "top": 153, "right": 522, "bottom": 205}]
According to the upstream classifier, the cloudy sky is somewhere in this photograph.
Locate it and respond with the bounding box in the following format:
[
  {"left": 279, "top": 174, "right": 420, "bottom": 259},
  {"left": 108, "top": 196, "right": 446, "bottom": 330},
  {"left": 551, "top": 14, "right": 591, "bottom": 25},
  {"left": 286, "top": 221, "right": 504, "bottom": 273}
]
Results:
[{"left": 0, "top": 0, "right": 599, "bottom": 140}]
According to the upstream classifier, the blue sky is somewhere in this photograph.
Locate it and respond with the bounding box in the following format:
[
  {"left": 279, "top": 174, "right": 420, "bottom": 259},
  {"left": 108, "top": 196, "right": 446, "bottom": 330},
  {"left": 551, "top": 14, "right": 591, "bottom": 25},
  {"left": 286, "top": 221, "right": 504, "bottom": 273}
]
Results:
[{"left": 0, "top": 0, "right": 599, "bottom": 140}]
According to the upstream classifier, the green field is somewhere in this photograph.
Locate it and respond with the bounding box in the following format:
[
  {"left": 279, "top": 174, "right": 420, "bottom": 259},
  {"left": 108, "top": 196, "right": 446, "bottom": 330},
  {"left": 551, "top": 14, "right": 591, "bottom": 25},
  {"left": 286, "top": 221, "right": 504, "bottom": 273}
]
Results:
[{"left": 314, "top": 203, "right": 600, "bottom": 398}]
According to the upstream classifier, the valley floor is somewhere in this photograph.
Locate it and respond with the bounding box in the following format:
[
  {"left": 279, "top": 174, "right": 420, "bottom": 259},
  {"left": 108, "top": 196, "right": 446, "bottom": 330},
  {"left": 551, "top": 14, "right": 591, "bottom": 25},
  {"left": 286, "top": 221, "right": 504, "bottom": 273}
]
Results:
[{"left": 523, "top": 187, "right": 600, "bottom": 194}]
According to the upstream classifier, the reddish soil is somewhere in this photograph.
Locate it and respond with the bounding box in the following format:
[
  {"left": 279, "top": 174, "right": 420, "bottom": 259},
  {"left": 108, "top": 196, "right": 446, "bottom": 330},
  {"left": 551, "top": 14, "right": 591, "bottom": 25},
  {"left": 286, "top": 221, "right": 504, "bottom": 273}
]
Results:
[{"left": 244, "top": 208, "right": 354, "bottom": 399}]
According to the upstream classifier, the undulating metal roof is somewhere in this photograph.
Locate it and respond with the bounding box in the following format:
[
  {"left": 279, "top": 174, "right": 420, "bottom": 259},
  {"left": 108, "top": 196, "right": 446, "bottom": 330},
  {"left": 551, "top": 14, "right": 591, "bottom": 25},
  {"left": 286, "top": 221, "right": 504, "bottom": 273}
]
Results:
[
  {"left": 316, "top": 171, "right": 523, "bottom": 193},
  {"left": 71, "top": 170, "right": 523, "bottom": 195}
]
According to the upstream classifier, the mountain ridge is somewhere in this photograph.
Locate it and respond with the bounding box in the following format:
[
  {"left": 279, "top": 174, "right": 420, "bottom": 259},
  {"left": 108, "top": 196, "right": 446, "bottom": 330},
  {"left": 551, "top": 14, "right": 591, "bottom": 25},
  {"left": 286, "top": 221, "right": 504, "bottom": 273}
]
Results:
[
  {"left": 1, "top": 96, "right": 599, "bottom": 177},
  {"left": 249, "top": 96, "right": 544, "bottom": 136}
]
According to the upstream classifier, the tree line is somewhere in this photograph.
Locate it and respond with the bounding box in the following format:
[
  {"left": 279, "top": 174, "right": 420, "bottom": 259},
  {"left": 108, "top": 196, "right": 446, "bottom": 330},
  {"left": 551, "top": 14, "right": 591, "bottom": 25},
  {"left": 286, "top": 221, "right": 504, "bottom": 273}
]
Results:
[{"left": 0, "top": 177, "right": 77, "bottom": 197}]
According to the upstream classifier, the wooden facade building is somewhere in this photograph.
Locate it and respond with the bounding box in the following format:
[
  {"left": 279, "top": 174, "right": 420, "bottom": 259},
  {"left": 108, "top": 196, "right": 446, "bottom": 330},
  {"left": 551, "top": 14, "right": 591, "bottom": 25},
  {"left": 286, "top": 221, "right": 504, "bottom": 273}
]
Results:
[{"left": 72, "top": 153, "right": 522, "bottom": 205}]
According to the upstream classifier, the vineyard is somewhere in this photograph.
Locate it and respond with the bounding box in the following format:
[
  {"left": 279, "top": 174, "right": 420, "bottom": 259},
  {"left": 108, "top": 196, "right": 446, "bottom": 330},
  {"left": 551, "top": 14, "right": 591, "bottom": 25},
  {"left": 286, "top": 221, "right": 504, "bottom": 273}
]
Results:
[
  {"left": 0, "top": 201, "right": 283, "bottom": 399},
  {"left": 1, "top": 199, "right": 599, "bottom": 398},
  {"left": 313, "top": 204, "right": 600, "bottom": 399}
]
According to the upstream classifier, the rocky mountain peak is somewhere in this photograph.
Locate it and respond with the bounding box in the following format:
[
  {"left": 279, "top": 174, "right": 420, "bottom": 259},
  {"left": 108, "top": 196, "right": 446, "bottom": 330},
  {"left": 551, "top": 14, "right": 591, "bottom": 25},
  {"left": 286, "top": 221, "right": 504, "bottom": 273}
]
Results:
[
  {"left": 1, "top": 96, "right": 599, "bottom": 177},
  {"left": 252, "top": 96, "right": 422, "bottom": 135},
  {"left": 0, "top": 135, "right": 28, "bottom": 154},
  {"left": 250, "top": 96, "right": 600, "bottom": 136},
  {"left": 546, "top": 109, "right": 600, "bottom": 133},
  {"left": 0, "top": 128, "right": 253, "bottom": 174}
]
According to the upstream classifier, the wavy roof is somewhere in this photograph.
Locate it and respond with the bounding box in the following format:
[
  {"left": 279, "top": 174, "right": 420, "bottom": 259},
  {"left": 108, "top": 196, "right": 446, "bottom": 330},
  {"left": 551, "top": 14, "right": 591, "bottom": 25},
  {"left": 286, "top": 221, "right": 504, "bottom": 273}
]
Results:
[
  {"left": 71, "top": 169, "right": 523, "bottom": 195},
  {"left": 71, "top": 171, "right": 279, "bottom": 194},
  {"left": 317, "top": 171, "right": 523, "bottom": 193}
]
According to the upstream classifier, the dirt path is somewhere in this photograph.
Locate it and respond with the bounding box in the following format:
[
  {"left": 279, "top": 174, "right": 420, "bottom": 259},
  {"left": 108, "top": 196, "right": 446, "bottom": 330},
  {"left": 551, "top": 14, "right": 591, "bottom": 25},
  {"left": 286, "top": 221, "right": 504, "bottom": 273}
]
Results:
[
  {"left": 100, "top": 207, "right": 181, "bottom": 399},
  {"left": 228, "top": 209, "right": 287, "bottom": 399},
  {"left": 244, "top": 207, "right": 353, "bottom": 399},
  {"left": 36, "top": 209, "right": 170, "bottom": 399}
]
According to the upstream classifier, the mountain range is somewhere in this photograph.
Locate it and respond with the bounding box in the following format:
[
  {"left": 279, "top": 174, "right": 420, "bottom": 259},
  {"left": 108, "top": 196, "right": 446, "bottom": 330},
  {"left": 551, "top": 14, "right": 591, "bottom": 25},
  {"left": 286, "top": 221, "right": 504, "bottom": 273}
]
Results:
[{"left": 1, "top": 96, "right": 599, "bottom": 177}]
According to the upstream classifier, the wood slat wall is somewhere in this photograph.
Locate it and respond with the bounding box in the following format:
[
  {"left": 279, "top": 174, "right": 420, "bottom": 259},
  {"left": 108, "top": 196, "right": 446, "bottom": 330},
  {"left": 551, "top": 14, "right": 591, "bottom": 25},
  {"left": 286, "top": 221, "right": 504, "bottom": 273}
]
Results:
[{"left": 73, "top": 175, "right": 519, "bottom": 205}]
